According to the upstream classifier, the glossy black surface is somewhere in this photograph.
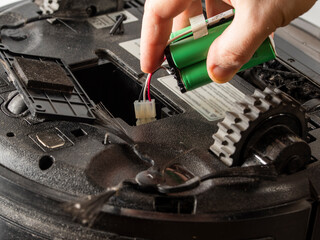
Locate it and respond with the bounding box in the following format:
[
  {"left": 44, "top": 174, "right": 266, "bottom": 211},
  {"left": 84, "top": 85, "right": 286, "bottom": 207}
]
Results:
[{"left": 0, "top": 1, "right": 319, "bottom": 239}]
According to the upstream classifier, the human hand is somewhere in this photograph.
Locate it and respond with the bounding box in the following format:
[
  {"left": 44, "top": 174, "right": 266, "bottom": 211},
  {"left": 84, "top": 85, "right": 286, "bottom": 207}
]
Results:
[{"left": 140, "top": 0, "right": 316, "bottom": 83}]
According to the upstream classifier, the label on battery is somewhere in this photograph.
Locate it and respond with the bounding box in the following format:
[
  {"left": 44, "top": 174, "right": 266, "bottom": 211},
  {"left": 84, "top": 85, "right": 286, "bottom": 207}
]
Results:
[
  {"left": 88, "top": 10, "right": 138, "bottom": 29},
  {"left": 158, "top": 75, "right": 245, "bottom": 121}
]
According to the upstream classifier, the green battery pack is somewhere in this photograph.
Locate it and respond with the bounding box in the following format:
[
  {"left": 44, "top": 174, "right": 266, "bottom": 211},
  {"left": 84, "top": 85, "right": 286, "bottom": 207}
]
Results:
[{"left": 165, "top": 15, "right": 276, "bottom": 92}]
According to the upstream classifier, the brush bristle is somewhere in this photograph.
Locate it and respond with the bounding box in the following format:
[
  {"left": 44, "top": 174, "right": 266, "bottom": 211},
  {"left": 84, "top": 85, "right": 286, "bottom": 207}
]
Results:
[{"left": 63, "top": 184, "right": 121, "bottom": 227}]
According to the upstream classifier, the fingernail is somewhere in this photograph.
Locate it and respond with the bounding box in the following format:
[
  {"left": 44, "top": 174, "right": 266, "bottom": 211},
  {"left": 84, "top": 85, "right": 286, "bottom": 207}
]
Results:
[{"left": 209, "top": 64, "right": 239, "bottom": 84}]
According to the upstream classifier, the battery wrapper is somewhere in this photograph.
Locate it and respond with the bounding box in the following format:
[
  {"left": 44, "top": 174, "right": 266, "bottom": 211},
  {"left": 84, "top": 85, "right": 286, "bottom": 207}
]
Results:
[
  {"left": 181, "top": 38, "right": 276, "bottom": 91},
  {"left": 169, "top": 21, "right": 231, "bottom": 69},
  {"left": 168, "top": 20, "right": 276, "bottom": 92}
]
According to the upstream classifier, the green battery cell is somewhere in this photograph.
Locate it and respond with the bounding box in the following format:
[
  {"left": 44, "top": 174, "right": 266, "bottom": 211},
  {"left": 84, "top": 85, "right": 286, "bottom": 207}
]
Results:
[
  {"left": 169, "top": 20, "right": 233, "bottom": 69},
  {"left": 180, "top": 37, "right": 276, "bottom": 91},
  {"left": 165, "top": 15, "right": 276, "bottom": 92}
]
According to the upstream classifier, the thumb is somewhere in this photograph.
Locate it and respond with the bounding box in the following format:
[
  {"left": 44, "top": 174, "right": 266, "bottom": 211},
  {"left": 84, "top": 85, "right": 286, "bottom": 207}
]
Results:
[{"left": 207, "top": 7, "right": 273, "bottom": 83}]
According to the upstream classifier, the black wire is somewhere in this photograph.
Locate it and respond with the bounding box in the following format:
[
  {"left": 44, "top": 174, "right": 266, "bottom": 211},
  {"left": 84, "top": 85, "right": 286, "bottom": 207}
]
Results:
[
  {"left": 0, "top": 15, "right": 53, "bottom": 42},
  {"left": 200, "top": 165, "right": 277, "bottom": 182},
  {"left": 157, "top": 165, "right": 278, "bottom": 194},
  {"left": 1, "top": 15, "right": 53, "bottom": 31}
]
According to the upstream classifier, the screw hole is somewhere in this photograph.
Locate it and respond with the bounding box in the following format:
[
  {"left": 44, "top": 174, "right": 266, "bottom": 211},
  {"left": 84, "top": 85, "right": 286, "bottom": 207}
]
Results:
[
  {"left": 6, "top": 132, "right": 15, "bottom": 137},
  {"left": 288, "top": 58, "right": 295, "bottom": 63},
  {"left": 39, "top": 155, "right": 54, "bottom": 171},
  {"left": 86, "top": 5, "right": 97, "bottom": 17}
]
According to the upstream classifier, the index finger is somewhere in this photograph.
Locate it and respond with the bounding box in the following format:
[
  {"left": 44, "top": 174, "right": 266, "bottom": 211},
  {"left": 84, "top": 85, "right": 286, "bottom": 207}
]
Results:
[{"left": 140, "top": 0, "right": 196, "bottom": 73}]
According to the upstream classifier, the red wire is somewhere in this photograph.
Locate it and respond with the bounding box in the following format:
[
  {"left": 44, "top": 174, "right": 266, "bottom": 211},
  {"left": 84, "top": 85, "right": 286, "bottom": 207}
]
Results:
[
  {"left": 147, "top": 56, "right": 167, "bottom": 102},
  {"left": 147, "top": 73, "right": 152, "bottom": 102}
]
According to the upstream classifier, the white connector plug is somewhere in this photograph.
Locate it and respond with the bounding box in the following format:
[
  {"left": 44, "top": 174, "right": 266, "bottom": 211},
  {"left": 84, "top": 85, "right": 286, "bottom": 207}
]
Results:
[{"left": 134, "top": 99, "right": 156, "bottom": 126}]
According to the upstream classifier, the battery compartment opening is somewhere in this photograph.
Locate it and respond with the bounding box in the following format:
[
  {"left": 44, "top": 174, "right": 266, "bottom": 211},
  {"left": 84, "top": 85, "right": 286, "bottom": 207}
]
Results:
[{"left": 73, "top": 62, "right": 179, "bottom": 126}]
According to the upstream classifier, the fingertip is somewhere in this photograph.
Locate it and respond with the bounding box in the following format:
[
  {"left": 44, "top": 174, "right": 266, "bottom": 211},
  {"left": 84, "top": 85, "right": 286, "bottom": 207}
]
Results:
[
  {"left": 140, "top": 65, "right": 151, "bottom": 74},
  {"left": 140, "top": 53, "right": 164, "bottom": 74},
  {"left": 206, "top": 37, "right": 241, "bottom": 84},
  {"left": 140, "top": 56, "right": 152, "bottom": 73},
  {"left": 140, "top": 63, "right": 156, "bottom": 74},
  {"left": 207, "top": 63, "right": 238, "bottom": 84},
  {"left": 205, "top": 10, "right": 267, "bottom": 84}
]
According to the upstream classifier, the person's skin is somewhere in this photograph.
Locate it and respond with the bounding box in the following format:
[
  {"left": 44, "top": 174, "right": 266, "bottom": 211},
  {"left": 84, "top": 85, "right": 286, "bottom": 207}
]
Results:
[{"left": 140, "top": 0, "right": 316, "bottom": 84}]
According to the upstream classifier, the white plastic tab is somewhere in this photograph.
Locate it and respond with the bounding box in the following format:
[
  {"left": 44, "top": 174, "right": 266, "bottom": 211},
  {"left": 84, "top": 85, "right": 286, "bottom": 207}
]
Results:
[
  {"left": 134, "top": 99, "right": 157, "bottom": 125},
  {"left": 189, "top": 14, "right": 208, "bottom": 40}
]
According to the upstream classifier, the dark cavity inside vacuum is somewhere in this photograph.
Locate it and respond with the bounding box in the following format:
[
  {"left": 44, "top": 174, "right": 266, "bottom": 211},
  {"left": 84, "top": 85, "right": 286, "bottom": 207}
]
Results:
[{"left": 0, "top": 0, "right": 320, "bottom": 240}]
